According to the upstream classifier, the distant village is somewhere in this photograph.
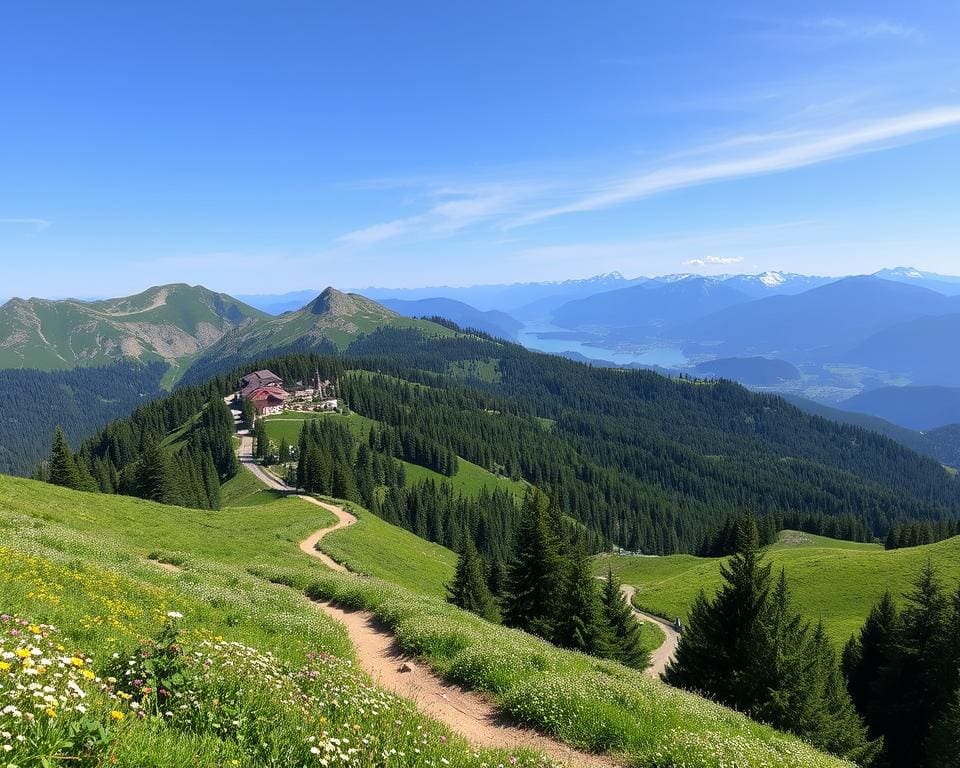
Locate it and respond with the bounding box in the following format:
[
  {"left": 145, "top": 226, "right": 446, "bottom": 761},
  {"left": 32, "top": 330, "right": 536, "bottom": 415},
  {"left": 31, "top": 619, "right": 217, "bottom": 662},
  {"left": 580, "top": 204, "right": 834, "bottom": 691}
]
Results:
[{"left": 229, "top": 368, "right": 340, "bottom": 419}]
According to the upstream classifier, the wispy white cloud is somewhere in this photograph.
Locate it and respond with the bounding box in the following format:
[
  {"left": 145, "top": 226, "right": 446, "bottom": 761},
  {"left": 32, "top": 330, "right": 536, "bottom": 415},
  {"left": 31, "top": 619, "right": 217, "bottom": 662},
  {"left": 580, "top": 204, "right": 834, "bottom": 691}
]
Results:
[
  {"left": 684, "top": 256, "right": 744, "bottom": 267},
  {"left": 334, "top": 106, "right": 960, "bottom": 246},
  {"left": 804, "top": 17, "right": 923, "bottom": 43},
  {"left": 512, "top": 107, "right": 960, "bottom": 226},
  {"left": 0, "top": 217, "right": 51, "bottom": 231},
  {"left": 336, "top": 181, "right": 546, "bottom": 246}
]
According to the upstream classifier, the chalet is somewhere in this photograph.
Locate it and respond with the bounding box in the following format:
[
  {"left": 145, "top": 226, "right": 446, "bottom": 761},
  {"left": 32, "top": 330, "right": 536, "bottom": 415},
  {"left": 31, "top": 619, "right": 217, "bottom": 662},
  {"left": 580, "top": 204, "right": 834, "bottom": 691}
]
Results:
[
  {"left": 248, "top": 385, "right": 289, "bottom": 416},
  {"left": 240, "top": 369, "right": 283, "bottom": 399}
]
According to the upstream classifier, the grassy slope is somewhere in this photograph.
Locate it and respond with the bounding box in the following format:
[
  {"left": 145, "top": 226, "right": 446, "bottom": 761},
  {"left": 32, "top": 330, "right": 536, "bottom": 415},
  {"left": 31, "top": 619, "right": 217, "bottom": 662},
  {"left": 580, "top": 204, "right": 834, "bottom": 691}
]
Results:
[
  {"left": 0, "top": 475, "right": 553, "bottom": 768},
  {"left": 263, "top": 411, "right": 527, "bottom": 498},
  {"left": 319, "top": 502, "right": 456, "bottom": 598},
  {"left": 597, "top": 530, "right": 960, "bottom": 644},
  {"left": 0, "top": 474, "right": 850, "bottom": 767}
]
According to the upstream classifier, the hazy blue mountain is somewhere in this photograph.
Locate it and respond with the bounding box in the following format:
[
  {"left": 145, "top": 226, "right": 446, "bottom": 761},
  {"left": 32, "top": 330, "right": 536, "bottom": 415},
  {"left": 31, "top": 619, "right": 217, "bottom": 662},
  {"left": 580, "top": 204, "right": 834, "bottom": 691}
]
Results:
[
  {"left": 848, "top": 313, "right": 960, "bottom": 385},
  {"left": 780, "top": 393, "right": 959, "bottom": 468},
  {"left": 694, "top": 357, "right": 801, "bottom": 385},
  {"left": 925, "top": 424, "right": 960, "bottom": 469},
  {"left": 841, "top": 385, "right": 960, "bottom": 431},
  {"left": 551, "top": 277, "right": 750, "bottom": 333},
  {"left": 681, "top": 276, "right": 957, "bottom": 358},
  {"left": 380, "top": 297, "right": 523, "bottom": 340},
  {"left": 719, "top": 271, "right": 834, "bottom": 298},
  {"left": 873, "top": 266, "right": 960, "bottom": 296},
  {"left": 234, "top": 289, "right": 321, "bottom": 315},
  {"left": 359, "top": 272, "right": 647, "bottom": 314}
]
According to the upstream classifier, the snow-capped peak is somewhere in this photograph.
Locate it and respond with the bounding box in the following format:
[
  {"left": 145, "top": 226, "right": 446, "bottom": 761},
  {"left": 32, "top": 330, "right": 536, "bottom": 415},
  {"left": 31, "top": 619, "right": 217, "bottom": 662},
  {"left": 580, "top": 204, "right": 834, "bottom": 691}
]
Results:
[{"left": 758, "top": 271, "right": 786, "bottom": 287}]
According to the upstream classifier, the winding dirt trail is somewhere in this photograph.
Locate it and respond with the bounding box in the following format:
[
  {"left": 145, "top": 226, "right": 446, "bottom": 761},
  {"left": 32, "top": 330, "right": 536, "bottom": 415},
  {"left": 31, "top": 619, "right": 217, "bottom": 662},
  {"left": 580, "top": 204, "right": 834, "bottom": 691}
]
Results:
[
  {"left": 238, "top": 438, "right": 617, "bottom": 767},
  {"left": 238, "top": 436, "right": 356, "bottom": 572},
  {"left": 619, "top": 585, "right": 681, "bottom": 678}
]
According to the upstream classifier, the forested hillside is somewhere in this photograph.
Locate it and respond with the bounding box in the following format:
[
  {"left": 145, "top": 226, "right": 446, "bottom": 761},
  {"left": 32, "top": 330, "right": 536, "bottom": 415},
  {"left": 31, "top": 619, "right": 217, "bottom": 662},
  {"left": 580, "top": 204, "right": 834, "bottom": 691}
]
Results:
[
  {"left": 52, "top": 318, "right": 960, "bottom": 558},
  {"left": 0, "top": 362, "right": 167, "bottom": 475}
]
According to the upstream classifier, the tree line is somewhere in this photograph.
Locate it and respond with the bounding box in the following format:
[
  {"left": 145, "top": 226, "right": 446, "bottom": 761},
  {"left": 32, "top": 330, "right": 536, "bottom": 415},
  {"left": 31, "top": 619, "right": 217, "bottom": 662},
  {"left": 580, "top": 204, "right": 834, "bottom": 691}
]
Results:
[
  {"left": 884, "top": 519, "right": 960, "bottom": 550},
  {"left": 40, "top": 394, "right": 237, "bottom": 510}
]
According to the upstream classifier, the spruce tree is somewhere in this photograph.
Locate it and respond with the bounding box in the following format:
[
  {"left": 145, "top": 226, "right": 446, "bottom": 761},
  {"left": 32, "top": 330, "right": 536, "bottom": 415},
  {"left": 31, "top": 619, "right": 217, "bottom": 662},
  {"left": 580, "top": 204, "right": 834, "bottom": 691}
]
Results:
[
  {"left": 600, "top": 567, "right": 650, "bottom": 669},
  {"left": 842, "top": 590, "right": 899, "bottom": 737},
  {"left": 665, "top": 513, "right": 772, "bottom": 711},
  {"left": 134, "top": 442, "right": 180, "bottom": 505},
  {"left": 48, "top": 427, "right": 85, "bottom": 491},
  {"left": 882, "top": 561, "right": 953, "bottom": 768},
  {"left": 802, "top": 622, "right": 876, "bottom": 763},
  {"left": 447, "top": 532, "right": 499, "bottom": 622},
  {"left": 503, "top": 487, "right": 565, "bottom": 639},
  {"left": 554, "top": 536, "right": 608, "bottom": 654}
]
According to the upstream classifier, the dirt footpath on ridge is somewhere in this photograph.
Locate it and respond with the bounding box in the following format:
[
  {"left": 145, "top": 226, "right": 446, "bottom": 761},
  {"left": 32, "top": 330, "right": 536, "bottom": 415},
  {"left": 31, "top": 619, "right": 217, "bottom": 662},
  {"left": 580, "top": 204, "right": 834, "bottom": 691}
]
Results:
[{"left": 238, "top": 437, "right": 618, "bottom": 766}]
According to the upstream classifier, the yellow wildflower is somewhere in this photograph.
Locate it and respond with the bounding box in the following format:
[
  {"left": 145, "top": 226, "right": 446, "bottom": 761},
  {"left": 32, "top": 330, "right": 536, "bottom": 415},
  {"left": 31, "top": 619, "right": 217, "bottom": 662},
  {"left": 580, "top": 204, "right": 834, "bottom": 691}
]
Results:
[
  {"left": 14, "top": 648, "right": 31, "bottom": 659},
  {"left": 0, "top": 661, "right": 10, "bottom": 671},
  {"left": 110, "top": 710, "right": 125, "bottom": 721},
  {"left": 70, "top": 657, "right": 85, "bottom": 667},
  {"left": 82, "top": 669, "right": 96, "bottom": 680},
  {"left": 46, "top": 707, "right": 57, "bottom": 718}
]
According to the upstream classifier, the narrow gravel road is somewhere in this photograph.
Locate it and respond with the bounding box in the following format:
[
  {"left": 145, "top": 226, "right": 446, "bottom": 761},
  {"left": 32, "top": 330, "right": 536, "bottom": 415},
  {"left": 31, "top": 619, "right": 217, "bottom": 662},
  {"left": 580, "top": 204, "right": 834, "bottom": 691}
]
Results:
[{"left": 619, "top": 584, "right": 681, "bottom": 677}]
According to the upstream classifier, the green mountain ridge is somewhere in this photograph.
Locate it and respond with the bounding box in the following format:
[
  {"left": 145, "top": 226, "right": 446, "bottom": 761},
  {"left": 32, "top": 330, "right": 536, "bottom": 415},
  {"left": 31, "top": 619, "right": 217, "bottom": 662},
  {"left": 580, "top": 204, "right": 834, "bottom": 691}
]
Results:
[
  {"left": 0, "top": 283, "right": 267, "bottom": 371},
  {"left": 183, "top": 287, "right": 456, "bottom": 377}
]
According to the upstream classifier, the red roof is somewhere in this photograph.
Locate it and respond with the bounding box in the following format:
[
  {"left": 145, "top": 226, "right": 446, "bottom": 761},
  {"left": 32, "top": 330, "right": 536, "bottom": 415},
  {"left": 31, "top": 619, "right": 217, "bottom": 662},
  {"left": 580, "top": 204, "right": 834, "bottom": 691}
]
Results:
[{"left": 247, "top": 386, "right": 289, "bottom": 403}]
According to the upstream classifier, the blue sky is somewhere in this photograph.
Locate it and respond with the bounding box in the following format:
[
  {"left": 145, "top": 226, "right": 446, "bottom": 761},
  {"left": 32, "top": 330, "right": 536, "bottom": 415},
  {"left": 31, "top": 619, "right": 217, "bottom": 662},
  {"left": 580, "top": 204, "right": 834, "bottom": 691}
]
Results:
[{"left": 2, "top": 2, "right": 959, "bottom": 298}]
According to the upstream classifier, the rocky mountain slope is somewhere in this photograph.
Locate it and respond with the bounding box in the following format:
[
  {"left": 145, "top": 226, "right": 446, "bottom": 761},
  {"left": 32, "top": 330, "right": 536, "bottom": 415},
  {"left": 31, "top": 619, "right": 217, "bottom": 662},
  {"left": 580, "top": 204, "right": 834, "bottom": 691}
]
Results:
[{"left": 0, "top": 284, "right": 266, "bottom": 370}]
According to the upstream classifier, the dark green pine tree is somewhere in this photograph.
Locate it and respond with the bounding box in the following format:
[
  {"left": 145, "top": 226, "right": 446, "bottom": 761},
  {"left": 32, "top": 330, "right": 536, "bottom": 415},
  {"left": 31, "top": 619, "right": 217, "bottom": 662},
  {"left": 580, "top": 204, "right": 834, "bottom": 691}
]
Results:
[
  {"left": 332, "top": 462, "right": 357, "bottom": 501},
  {"left": 801, "top": 622, "right": 877, "bottom": 764},
  {"left": 664, "top": 513, "right": 772, "bottom": 712},
  {"left": 842, "top": 590, "right": 899, "bottom": 738},
  {"left": 881, "top": 561, "right": 953, "bottom": 768},
  {"left": 503, "top": 487, "right": 565, "bottom": 639},
  {"left": 201, "top": 450, "right": 221, "bottom": 510},
  {"left": 447, "top": 532, "right": 499, "bottom": 622},
  {"left": 754, "top": 568, "right": 812, "bottom": 730},
  {"left": 599, "top": 567, "right": 650, "bottom": 670},
  {"left": 134, "top": 442, "right": 181, "bottom": 506},
  {"left": 48, "top": 427, "right": 87, "bottom": 491},
  {"left": 554, "top": 535, "right": 609, "bottom": 654}
]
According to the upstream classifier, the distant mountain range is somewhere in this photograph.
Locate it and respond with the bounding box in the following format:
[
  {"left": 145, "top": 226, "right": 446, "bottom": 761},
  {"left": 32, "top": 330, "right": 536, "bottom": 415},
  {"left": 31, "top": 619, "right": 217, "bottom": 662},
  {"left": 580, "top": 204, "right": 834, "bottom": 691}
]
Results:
[
  {"left": 552, "top": 277, "right": 749, "bottom": 335},
  {"left": 380, "top": 297, "right": 522, "bottom": 340},
  {"left": 679, "top": 276, "right": 960, "bottom": 358},
  {"left": 6, "top": 265, "right": 960, "bottom": 432},
  {"left": 840, "top": 385, "right": 960, "bottom": 431}
]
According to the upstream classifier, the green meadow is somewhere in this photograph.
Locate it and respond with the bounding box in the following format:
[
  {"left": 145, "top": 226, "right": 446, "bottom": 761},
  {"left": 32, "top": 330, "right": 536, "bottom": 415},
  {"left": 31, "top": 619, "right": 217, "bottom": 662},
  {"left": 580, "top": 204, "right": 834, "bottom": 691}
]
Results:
[
  {"left": 597, "top": 530, "right": 960, "bottom": 644},
  {"left": 0, "top": 473, "right": 852, "bottom": 767}
]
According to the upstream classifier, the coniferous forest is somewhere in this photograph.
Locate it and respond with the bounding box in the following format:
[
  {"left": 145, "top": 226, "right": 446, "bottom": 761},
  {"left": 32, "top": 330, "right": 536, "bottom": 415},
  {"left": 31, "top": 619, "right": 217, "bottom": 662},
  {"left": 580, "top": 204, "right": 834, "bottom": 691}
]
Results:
[
  {"left": 37, "top": 325, "right": 960, "bottom": 553},
  {"left": 0, "top": 362, "right": 166, "bottom": 476}
]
